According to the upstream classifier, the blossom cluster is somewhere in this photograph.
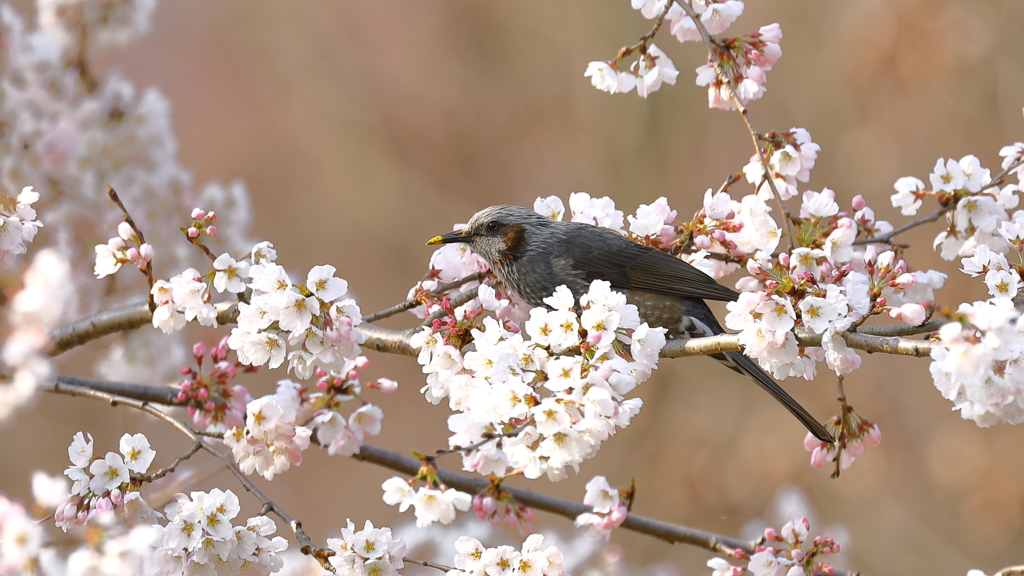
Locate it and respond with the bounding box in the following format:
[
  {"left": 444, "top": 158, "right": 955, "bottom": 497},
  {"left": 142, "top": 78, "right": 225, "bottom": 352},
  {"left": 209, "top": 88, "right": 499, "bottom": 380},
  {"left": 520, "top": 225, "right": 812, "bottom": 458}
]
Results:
[
  {"left": 410, "top": 280, "right": 661, "bottom": 484},
  {"left": 145, "top": 235, "right": 367, "bottom": 382},
  {"left": 153, "top": 489, "right": 289, "bottom": 576},
  {"left": 56, "top": 432, "right": 157, "bottom": 532},
  {"left": 0, "top": 248, "right": 72, "bottom": 422},
  {"left": 177, "top": 337, "right": 254, "bottom": 432},
  {"left": 224, "top": 380, "right": 313, "bottom": 481},
  {"left": 890, "top": 152, "right": 1021, "bottom": 261},
  {"left": 381, "top": 476, "right": 472, "bottom": 528},
  {"left": 325, "top": 519, "right": 407, "bottom": 576},
  {"left": 574, "top": 476, "right": 630, "bottom": 541},
  {"left": 930, "top": 299, "right": 1024, "bottom": 426},
  {"left": 743, "top": 128, "right": 820, "bottom": 202},
  {"left": 584, "top": 1, "right": 749, "bottom": 99},
  {"left": 450, "top": 534, "right": 565, "bottom": 576},
  {"left": 707, "top": 518, "right": 841, "bottom": 576},
  {"left": 0, "top": 186, "right": 42, "bottom": 266},
  {"left": 0, "top": 493, "right": 46, "bottom": 575},
  {"left": 93, "top": 220, "right": 154, "bottom": 278},
  {"left": 709, "top": 188, "right": 941, "bottom": 380},
  {"left": 804, "top": 410, "right": 881, "bottom": 472}
]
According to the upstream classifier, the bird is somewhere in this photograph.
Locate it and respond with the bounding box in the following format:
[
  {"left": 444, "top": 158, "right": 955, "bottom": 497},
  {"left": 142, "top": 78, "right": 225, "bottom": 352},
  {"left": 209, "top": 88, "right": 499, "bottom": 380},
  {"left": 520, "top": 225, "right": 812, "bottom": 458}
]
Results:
[{"left": 426, "top": 204, "right": 834, "bottom": 443}]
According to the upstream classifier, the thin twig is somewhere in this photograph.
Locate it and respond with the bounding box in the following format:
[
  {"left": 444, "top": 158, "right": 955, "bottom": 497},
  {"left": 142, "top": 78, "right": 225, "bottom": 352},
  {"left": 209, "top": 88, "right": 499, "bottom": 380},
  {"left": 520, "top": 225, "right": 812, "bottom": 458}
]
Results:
[
  {"left": 422, "top": 286, "right": 484, "bottom": 326},
  {"left": 617, "top": 1, "right": 674, "bottom": 61},
  {"left": 364, "top": 272, "right": 487, "bottom": 323},
  {"left": 138, "top": 440, "right": 202, "bottom": 483},
  {"left": 404, "top": 558, "right": 456, "bottom": 573},
  {"left": 673, "top": 0, "right": 794, "bottom": 250},
  {"left": 107, "top": 186, "right": 156, "bottom": 307}
]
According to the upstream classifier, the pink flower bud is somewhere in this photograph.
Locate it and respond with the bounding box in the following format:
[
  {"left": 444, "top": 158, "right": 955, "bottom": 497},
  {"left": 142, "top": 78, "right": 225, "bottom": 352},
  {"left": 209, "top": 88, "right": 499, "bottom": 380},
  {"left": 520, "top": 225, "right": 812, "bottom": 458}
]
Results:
[
  {"left": 865, "top": 424, "right": 882, "bottom": 446},
  {"left": 177, "top": 390, "right": 188, "bottom": 402},
  {"left": 803, "top": 431, "right": 823, "bottom": 451},
  {"left": 519, "top": 521, "right": 533, "bottom": 534},
  {"left": 890, "top": 273, "right": 916, "bottom": 289},
  {"left": 837, "top": 218, "right": 854, "bottom": 229},
  {"left": 791, "top": 549, "right": 804, "bottom": 561},
  {"left": 197, "top": 387, "right": 208, "bottom": 400},
  {"left": 373, "top": 378, "right": 398, "bottom": 393},
  {"left": 355, "top": 356, "right": 370, "bottom": 369},
  {"left": 117, "top": 221, "right": 135, "bottom": 241},
  {"left": 204, "top": 401, "right": 215, "bottom": 411},
  {"left": 778, "top": 253, "right": 790, "bottom": 268},
  {"left": 488, "top": 514, "right": 501, "bottom": 526},
  {"left": 191, "top": 208, "right": 205, "bottom": 219},
  {"left": 764, "top": 527, "right": 778, "bottom": 541},
  {"left": 831, "top": 543, "right": 840, "bottom": 553},
  {"left": 863, "top": 245, "right": 877, "bottom": 264},
  {"left": 193, "top": 342, "right": 206, "bottom": 358},
  {"left": 347, "top": 370, "right": 359, "bottom": 381},
  {"left": 316, "top": 379, "right": 329, "bottom": 391},
  {"left": 586, "top": 330, "right": 604, "bottom": 347},
  {"left": 809, "top": 446, "right": 828, "bottom": 468},
  {"left": 125, "top": 247, "right": 139, "bottom": 262},
  {"left": 95, "top": 497, "right": 113, "bottom": 512},
  {"left": 476, "top": 509, "right": 488, "bottom": 520},
  {"left": 504, "top": 508, "right": 517, "bottom": 527},
  {"left": 876, "top": 250, "right": 896, "bottom": 270},
  {"left": 206, "top": 225, "right": 216, "bottom": 236},
  {"left": 746, "top": 260, "right": 762, "bottom": 275},
  {"left": 187, "top": 405, "right": 197, "bottom": 416},
  {"left": 765, "top": 279, "right": 779, "bottom": 289},
  {"left": 139, "top": 243, "right": 154, "bottom": 262},
  {"left": 110, "top": 489, "right": 123, "bottom": 505},
  {"left": 207, "top": 211, "right": 217, "bottom": 220},
  {"left": 187, "top": 227, "right": 199, "bottom": 238},
  {"left": 712, "top": 229, "right": 727, "bottom": 242},
  {"left": 820, "top": 562, "right": 835, "bottom": 574},
  {"left": 482, "top": 496, "right": 497, "bottom": 515},
  {"left": 852, "top": 195, "right": 866, "bottom": 210},
  {"left": 695, "top": 234, "right": 712, "bottom": 250},
  {"left": 521, "top": 506, "right": 534, "bottom": 522}
]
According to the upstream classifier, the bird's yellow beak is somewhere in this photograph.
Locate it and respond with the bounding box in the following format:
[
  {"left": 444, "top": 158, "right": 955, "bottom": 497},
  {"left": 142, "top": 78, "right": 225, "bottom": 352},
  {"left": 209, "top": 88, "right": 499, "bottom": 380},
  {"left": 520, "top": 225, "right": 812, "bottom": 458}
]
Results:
[{"left": 426, "top": 230, "right": 466, "bottom": 246}]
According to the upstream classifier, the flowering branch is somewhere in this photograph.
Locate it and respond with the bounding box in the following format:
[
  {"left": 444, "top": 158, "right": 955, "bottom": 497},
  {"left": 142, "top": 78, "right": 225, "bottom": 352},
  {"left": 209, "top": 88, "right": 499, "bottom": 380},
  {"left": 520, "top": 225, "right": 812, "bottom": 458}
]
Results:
[
  {"left": 672, "top": 0, "right": 795, "bottom": 249},
  {"left": 363, "top": 271, "right": 488, "bottom": 323},
  {"left": 48, "top": 300, "right": 941, "bottom": 365},
  {"left": 41, "top": 378, "right": 332, "bottom": 570},
  {"left": 40, "top": 373, "right": 778, "bottom": 561}
]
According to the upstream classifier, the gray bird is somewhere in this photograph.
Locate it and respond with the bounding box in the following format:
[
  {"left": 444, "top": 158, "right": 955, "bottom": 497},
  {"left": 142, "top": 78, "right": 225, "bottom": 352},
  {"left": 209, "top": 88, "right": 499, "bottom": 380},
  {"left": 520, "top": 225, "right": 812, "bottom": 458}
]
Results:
[{"left": 427, "top": 204, "right": 834, "bottom": 443}]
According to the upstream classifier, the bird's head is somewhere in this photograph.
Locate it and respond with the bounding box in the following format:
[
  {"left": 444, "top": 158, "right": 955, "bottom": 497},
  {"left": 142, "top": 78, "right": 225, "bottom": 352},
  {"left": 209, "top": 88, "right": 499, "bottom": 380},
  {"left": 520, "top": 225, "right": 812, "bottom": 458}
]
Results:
[{"left": 426, "top": 205, "right": 556, "bottom": 267}]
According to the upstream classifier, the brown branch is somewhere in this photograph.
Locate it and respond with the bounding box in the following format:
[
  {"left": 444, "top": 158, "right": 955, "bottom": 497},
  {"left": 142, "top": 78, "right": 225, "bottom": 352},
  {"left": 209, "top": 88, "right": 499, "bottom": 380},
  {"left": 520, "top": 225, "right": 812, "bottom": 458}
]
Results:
[
  {"left": 404, "top": 558, "right": 456, "bottom": 573},
  {"left": 48, "top": 301, "right": 941, "bottom": 364},
  {"left": 617, "top": 1, "right": 674, "bottom": 60},
  {"left": 672, "top": 1, "right": 794, "bottom": 250},
  {"left": 995, "top": 565, "right": 1024, "bottom": 576},
  {"left": 40, "top": 375, "right": 757, "bottom": 558},
  {"left": 363, "top": 272, "right": 488, "bottom": 323}
]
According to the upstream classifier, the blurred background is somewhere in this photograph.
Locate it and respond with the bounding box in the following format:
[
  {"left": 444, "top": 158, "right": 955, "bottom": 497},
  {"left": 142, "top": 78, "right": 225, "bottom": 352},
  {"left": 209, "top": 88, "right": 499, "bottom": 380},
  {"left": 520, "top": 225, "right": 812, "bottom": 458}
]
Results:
[{"left": 3, "top": 0, "right": 1024, "bottom": 574}]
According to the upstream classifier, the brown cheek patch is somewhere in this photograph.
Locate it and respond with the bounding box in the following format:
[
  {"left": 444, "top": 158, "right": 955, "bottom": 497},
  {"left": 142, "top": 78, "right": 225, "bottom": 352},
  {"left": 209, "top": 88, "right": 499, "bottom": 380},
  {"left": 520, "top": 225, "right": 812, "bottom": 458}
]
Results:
[{"left": 500, "top": 224, "right": 527, "bottom": 258}]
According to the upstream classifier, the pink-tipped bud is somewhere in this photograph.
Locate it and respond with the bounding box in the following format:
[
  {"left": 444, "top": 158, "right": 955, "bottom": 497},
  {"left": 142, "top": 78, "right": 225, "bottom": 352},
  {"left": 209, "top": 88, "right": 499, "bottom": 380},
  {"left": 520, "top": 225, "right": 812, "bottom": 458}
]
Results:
[
  {"left": 890, "top": 273, "right": 916, "bottom": 289},
  {"left": 695, "top": 234, "right": 712, "bottom": 250},
  {"left": 586, "top": 330, "right": 604, "bottom": 347},
  {"left": 355, "top": 356, "right": 370, "bottom": 369},
  {"left": 764, "top": 279, "right": 779, "bottom": 289},
  {"left": 206, "top": 225, "right": 216, "bottom": 236},
  {"left": 314, "top": 367, "right": 327, "bottom": 378},
  {"left": 504, "top": 508, "right": 518, "bottom": 527},
  {"left": 746, "top": 65, "right": 766, "bottom": 83},
  {"left": 712, "top": 229, "right": 728, "bottom": 242},
  {"left": 316, "top": 379, "right": 329, "bottom": 391},
  {"left": 471, "top": 492, "right": 484, "bottom": 511},
  {"left": 803, "top": 432, "right": 823, "bottom": 451},
  {"left": 852, "top": 195, "right": 866, "bottom": 210},
  {"left": 791, "top": 549, "right": 804, "bottom": 561},
  {"left": 125, "top": 247, "right": 139, "bottom": 262},
  {"left": 764, "top": 527, "right": 779, "bottom": 541},
  {"left": 831, "top": 543, "right": 840, "bottom": 553},
  {"left": 809, "top": 446, "right": 828, "bottom": 468},
  {"left": 837, "top": 218, "right": 854, "bottom": 229},
  {"left": 778, "top": 253, "right": 790, "bottom": 268},
  {"left": 203, "top": 400, "right": 215, "bottom": 411},
  {"left": 746, "top": 259, "right": 762, "bottom": 275},
  {"left": 476, "top": 509, "right": 488, "bottom": 520},
  {"left": 197, "top": 387, "right": 209, "bottom": 400},
  {"left": 521, "top": 506, "right": 534, "bottom": 522},
  {"left": 110, "top": 489, "right": 123, "bottom": 505},
  {"left": 187, "top": 227, "right": 200, "bottom": 238},
  {"left": 347, "top": 370, "right": 359, "bottom": 381},
  {"left": 519, "top": 521, "right": 533, "bottom": 534},
  {"left": 177, "top": 390, "right": 188, "bottom": 402},
  {"left": 820, "top": 562, "right": 835, "bottom": 574},
  {"left": 504, "top": 320, "right": 521, "bottom": 333},
  {"left": 488, "top": 514, "right": 501, "bottom": 526},
  {"left": 187, "top": 405, "right": 197, "bottom": 416},
  {"left": 139, "top": 243, "right": 154, "bottom": 262},
  {"left": 374, "top": 378, "right": 398, "bottom": 393},
  {"left": 180, "top": 366, "right": 191, "bottom": 375},
  {"left": 482, "top": 496, "right": 497, "bottom": 515},
  {"left": 863, "top": 245, "right": 878, "bottom": 264},
  {"left": 193, "top": 342, "right": 206, "bottom": 358},
  {"left": 191, "top": 208, "right": 205, "bottom": 219},
  {"left": 207, "top": 211, "right": 217, "bottom": 221},
  {"left": 117, "top": 221, "right": 135, "bottom": 241},
  {"left": 865, "top": 424, "right": 882, "bottom": 446}
]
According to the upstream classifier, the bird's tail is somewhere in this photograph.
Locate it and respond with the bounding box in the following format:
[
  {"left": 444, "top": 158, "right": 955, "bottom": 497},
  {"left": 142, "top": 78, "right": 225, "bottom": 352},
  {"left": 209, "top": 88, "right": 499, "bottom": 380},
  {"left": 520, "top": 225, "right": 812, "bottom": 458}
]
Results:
[{"left": 717, "top": 350, "right": 835, "bottom": 443}]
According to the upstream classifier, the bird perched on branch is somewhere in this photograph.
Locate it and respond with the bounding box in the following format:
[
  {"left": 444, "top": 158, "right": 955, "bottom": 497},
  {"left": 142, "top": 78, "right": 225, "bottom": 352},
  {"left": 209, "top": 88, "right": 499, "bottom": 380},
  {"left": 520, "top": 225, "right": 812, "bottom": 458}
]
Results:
[{"left": 427, "top": 204, "right": 834, "bottom": 443}]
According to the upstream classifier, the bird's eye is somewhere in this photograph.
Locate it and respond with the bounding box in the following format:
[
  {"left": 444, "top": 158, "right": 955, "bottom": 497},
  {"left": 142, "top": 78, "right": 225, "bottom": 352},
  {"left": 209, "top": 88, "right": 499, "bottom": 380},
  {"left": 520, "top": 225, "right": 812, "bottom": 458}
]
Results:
[{"left": 486, "top": 220, "right": 501, "bottom": 232}]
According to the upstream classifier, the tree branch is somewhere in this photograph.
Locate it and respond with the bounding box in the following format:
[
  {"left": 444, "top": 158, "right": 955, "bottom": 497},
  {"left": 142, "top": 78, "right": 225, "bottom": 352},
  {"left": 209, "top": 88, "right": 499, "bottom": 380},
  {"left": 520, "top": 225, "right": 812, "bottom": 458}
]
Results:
[
  {"left": 40, "top": 375, "right": 770, "bottom": 560},
  {"left": 363, "top": 271, "right": 487, "bottom": 324}
]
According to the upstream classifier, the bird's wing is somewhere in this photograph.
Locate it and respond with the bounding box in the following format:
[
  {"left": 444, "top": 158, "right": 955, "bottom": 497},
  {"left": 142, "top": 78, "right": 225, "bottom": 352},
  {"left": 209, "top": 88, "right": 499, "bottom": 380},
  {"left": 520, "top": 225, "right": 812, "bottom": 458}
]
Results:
[{"left": 566, "top": 224, "right": 740, "bottom": 302}]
